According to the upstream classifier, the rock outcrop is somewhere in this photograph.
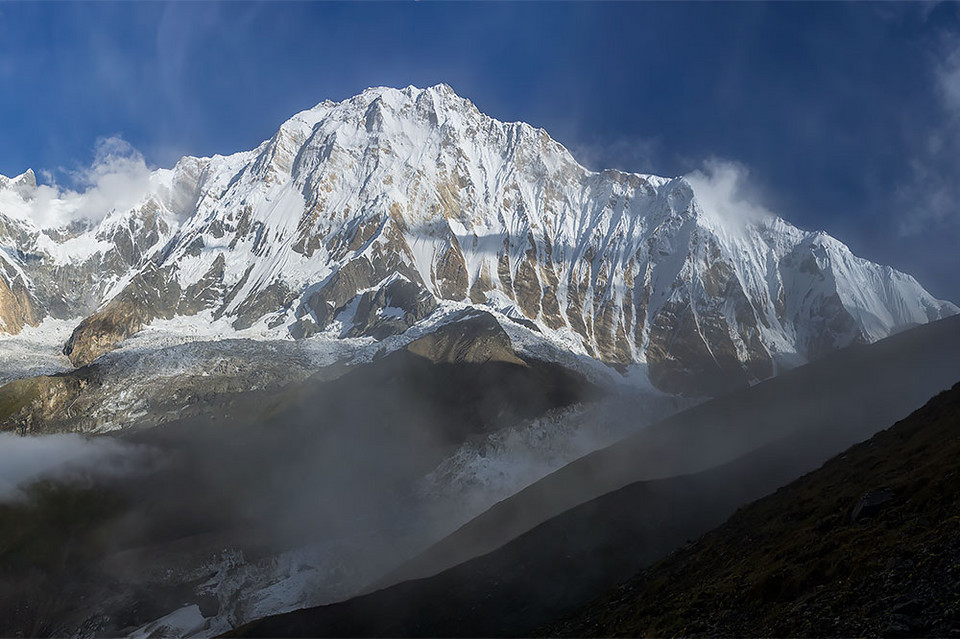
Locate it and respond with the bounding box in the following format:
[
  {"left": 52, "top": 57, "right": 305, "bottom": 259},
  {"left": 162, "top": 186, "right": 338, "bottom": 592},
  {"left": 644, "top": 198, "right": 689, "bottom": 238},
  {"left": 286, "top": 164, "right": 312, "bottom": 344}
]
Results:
[{"left": 405, "top": 310, "right": 526, "bottom": 366}]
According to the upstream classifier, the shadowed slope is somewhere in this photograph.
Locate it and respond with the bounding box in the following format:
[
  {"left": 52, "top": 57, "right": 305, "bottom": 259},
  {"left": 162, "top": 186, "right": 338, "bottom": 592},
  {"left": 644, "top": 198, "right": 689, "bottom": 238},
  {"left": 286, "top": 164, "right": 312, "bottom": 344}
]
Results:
[
  {"left": 546, "top": 382, "right": 960, "bottom": 637},
  {"left": 226, "top": 316, "right": 960, "bottom": 638},
  {"left": 381, "top": 314, "right": 960, "bottom": 589}
]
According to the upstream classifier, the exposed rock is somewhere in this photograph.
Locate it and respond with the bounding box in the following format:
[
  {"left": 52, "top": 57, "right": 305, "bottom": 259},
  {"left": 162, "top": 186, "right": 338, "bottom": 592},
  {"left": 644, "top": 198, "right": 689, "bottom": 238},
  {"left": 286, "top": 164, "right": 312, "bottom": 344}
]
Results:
[
  {"left": 232, "top": 282, "right": 294, "bottom": 330},
  {"left": 496, "top": 251, "right": 515, "bottom": 301},
  {"left": 645, "top": 260, "right": 778, "bottom": 396},
  {"left": 848, "top": 487, "right": 895, "bottom": 523},
  {"left": 505, "top": 314, "right": 541, "bottom": 332},
  {"left": 63, "top": 297, "right": 148, "bottom": 367},
  {"left": 0, "top": 271, "right": 41, "bottom": 335},
  {"left": 0, "top": 366, "right": 100, "bottom": 435},
  {"left": 468, "top": 262, "right": 495, "bottom": 304},
  {"left": 405, "top": 310, "right": 526, "bottom": 366},
  {"left": 539, "top": 261, "right": 565, "bottom": 330},
  {"left": 63, "top": 265, "right": 181, "bottom": 367},
  {"left": 564, "top": 268, "right": 591, "bottom": 347},
  {"left": 346, "top": 215, "right": 382, "bottom": 253},
  {"left": 647, "top": 296, "right": 735, "bottom": 396},
  {"left": 514, "top": 252, "right": 542, "bottom": 320},
  {"left": 345, "top": 277, "right": 437, "bottom": 339},
  {"left": 288, "top": 317, "right": 319, "bottom": 339},
  {"left": 434, "top": 237, "right": 468, "bottom": 301},
  {"left": 305, "top": 257, "right": 376, "bottom": 326},
  {"left": 180, "top": 254, "right": 227, "bottom": 313}
]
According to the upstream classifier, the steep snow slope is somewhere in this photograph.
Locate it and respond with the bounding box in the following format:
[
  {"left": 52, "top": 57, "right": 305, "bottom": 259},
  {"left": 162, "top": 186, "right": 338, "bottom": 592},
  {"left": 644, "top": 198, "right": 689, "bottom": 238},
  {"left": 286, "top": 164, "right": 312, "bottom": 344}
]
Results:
[{"left": 0, "top": 85, "right": 955, "bottom": 394}]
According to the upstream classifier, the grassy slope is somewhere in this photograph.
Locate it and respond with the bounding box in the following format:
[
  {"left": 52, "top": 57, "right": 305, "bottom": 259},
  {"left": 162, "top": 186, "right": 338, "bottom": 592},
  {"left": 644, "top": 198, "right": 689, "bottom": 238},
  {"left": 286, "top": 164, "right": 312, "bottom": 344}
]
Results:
[{"left": 546, "top": 382, "right": 960, "bottom": 637}]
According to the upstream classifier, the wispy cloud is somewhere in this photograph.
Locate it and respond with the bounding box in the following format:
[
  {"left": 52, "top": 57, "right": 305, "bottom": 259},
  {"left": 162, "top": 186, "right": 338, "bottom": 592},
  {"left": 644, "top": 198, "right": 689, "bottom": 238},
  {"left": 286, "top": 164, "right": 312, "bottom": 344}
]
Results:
[
  {"left": 684, "top": 158, "right": 775, "bottom": 230},
  {"left": 936, "top": 35, "right": 960, "bottom": 114},
  {"left": 6, "top": 136, "right": 153, "bottom": 229},
  {"left": 0, "top": 432, "right": 153, "bottom": 501},
  {"left": 897, "top": 32, "right": 960, "bottom": 236}
]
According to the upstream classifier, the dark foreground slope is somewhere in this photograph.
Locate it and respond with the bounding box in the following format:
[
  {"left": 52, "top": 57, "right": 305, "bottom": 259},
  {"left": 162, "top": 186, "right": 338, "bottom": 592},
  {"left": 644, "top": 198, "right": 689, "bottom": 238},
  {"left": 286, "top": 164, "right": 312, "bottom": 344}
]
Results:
[
  {"left": 382, "top": 314, "right": 960, "bottom": 589},
  {"left": 546, "top": 381, "right": 960, "bottom": 638},
  {"left": 228, "top": 317, "right": 960, "bottom": 638},
  {"left": 226, "top": 416, "right": 885, "bottom": 638}
]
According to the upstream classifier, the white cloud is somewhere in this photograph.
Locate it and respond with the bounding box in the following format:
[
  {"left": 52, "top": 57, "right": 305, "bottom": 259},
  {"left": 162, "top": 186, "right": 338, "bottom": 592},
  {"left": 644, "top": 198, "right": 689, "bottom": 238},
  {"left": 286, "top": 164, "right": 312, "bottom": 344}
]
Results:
[
  {"left": 897, "top": 33, "right": 960, "bottom": 235},
  {"left": 2, "top": 135, "right": 153, "bottom": 229},
  {"left": 684, "top": 158, "right": 775, "bottom": 230},
  {"left": 69, "top": 136, "right": 154, "bottom": 219},
  {"left": 898, "top": 156, "right": 957, "bottom": 235},
  {"left": 937, "top": 36, "right": 960, "bottom": 113},
  {"left": 0, "top": 432, "right": 154, "bottom": 501}
]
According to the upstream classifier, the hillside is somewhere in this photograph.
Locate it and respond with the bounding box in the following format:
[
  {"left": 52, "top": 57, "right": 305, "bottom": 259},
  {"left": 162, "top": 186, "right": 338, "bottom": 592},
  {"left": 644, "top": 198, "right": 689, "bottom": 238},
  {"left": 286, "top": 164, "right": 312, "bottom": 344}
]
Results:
[{"left": 546, "top": 381, "right": 960, "bottom": 637}]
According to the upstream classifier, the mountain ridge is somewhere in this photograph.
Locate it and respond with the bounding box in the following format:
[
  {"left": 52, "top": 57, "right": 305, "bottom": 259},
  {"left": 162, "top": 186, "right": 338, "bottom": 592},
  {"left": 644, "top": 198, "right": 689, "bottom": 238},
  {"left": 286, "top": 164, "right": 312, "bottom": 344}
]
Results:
[{"left": 0, "top": 84, "right": 955, "bottom": 395}]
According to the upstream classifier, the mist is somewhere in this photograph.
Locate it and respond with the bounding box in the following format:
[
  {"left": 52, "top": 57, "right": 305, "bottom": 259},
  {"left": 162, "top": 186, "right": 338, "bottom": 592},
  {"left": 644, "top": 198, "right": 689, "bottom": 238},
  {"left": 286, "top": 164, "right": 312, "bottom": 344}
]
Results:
[
  {"left": 4, "top": 317, "right": 958, "bottom": 637},
  {"left": 684, "top": 158, "right": 775, "bottom": 231},
  {"left": 0, "top": 432, "right": 153, "bottom": 501},
  {"left": 230, "top": 315, "right": 960, "bottom": 638},
  {"left": 38, "top": 348, "right": 614, "bottom": 635},
  {"left": 5, "top": 136, "right": 153, "bottom": 229}
]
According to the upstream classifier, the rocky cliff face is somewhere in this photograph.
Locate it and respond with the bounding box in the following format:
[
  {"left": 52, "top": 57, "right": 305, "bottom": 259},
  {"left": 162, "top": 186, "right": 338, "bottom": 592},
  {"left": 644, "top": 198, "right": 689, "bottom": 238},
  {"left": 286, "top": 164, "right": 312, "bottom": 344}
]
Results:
[
  {"left": 0, "top": 85, "right": 955, "bottom": 395},
  {"left": 0, "top": 166, "right": 182, "bottom": 334}
]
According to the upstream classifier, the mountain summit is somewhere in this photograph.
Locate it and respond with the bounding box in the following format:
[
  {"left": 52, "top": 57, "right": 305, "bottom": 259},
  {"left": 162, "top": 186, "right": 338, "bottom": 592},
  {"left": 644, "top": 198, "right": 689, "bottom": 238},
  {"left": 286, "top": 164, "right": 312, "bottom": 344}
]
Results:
[{"left": 0, "top": 85, "right": 955, "bottom": 394}]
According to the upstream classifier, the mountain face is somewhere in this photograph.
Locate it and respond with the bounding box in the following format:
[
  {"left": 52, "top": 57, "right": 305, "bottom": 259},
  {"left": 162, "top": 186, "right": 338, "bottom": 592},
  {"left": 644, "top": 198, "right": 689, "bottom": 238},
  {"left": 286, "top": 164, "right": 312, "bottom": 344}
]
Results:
[{"left": 0, "top": 84, "right": 955, "bottom": 395}]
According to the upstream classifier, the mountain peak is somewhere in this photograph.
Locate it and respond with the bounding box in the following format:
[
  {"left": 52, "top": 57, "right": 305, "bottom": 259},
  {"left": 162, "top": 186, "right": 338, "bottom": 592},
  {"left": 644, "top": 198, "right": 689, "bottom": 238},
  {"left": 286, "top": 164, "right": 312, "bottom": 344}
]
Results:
[
  {"left": 1, "top": 86, "right": 954, "bottom": 396},
  {"left": 13, "top": 168, "right": 36, "bottom": 189},
  {"left": 0, "top": 168, "right": 37, "bottom": 196},
  {"left": 270, "top": 84, "right": 475, "bottom": 154}
]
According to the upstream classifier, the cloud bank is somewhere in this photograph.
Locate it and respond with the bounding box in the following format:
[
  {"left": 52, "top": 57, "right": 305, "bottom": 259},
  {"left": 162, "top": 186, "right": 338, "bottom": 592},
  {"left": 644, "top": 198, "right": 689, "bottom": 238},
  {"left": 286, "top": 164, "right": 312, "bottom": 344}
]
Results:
[
  {"left": 1, "top": 136, "right": 153, "bottom": 229},
  {"left": 0, "top": 432, "right": 153, "bottom": 500}
]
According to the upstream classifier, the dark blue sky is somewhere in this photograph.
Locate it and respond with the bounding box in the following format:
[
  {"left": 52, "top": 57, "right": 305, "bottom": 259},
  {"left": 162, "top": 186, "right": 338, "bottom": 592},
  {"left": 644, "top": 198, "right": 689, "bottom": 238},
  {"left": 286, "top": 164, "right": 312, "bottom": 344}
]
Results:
[{"left": 0, "top": 2, "right": 957, "bottom": 300}]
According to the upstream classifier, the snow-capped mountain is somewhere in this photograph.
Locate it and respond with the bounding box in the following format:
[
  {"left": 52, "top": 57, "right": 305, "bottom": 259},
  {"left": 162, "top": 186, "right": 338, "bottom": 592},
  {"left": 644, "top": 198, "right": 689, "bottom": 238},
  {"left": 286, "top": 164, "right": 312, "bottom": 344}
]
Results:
[{"left": 0, "top": 84, "right": 955, "bottom": 395}]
